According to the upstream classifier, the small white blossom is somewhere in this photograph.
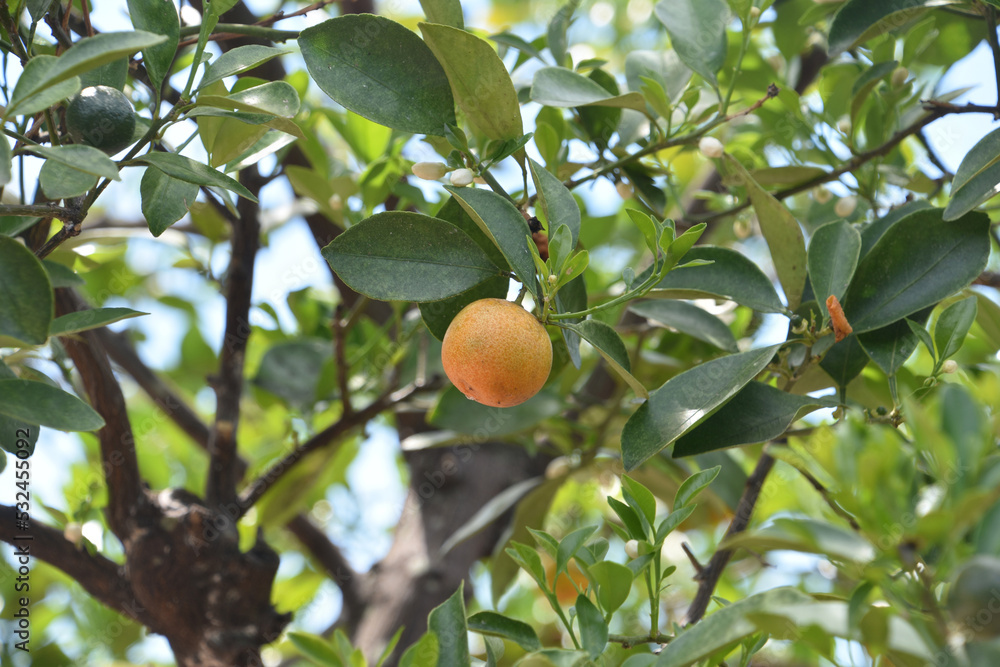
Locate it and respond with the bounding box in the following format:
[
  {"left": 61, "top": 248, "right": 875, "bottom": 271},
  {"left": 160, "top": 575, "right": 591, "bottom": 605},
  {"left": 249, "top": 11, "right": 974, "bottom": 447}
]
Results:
[
  {"left": 449, "top": 168, "right": 475, "bottom": 187},
  {"left": 625, "top": 540, "right": 639, "bottom": 559},
  {"left": 834, "top": 196, "right": 857, "bottom": 218},
  {"left": 942, "top": 359, "right": 958, "bottom": 374},
  {"left": 411, "top": 161, "right": 448, "bottom": 180},
  {"left": 698, "top": 136, "right": 725, "bottom": 159}
]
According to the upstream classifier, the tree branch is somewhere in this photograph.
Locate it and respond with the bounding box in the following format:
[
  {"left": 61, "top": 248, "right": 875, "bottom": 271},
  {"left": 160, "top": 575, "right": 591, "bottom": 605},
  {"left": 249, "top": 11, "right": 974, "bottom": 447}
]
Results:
[
  {"left": 206, "top": 169, "right": 263, "bottom": 508},
  {"left": 986, "top": 6, "right": 1000, "bottom": 115},
  {"left": 0, "top": 505, "right": 158, "bottom": 629},
  {"left": 685, "top": 453, "right": 775, "bottom": 624},
  {"left": 54, "top": 289, "right": 148, "bottom": 538}
]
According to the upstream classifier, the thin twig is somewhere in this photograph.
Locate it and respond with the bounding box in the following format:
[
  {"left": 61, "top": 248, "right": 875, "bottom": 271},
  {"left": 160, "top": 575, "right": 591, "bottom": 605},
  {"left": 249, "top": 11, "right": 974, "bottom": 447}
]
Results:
[
  {"left": 681, "top": 542, "right": 705, "bottom": 575},
  {"left": 608, "top": 632, "right": 674, "bottom": 648},
  {"left": 685, "top": 453, "right": 776, "bottom": 624},
  {"left": 253, "top": 0, "right": 339, "bottom": 27},
  {"left": 334, "top": 305, "right": 353, "bottom": 417},
  {"left": 986, "top": 6, "right": 1000, "bottom": 116}
]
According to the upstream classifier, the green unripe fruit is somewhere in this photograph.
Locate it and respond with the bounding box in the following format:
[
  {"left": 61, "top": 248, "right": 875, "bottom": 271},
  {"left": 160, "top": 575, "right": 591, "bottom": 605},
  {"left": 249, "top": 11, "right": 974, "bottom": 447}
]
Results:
[
  {"left": 65, "top": 85, "right": 136, "bottom": 155},
  {"left": 947, "top": 555, "right": 1000, "bottom": 638}
]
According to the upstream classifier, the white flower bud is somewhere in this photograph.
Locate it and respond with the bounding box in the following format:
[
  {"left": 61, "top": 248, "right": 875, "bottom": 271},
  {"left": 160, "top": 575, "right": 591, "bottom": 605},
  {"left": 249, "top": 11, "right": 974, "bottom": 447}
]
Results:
[
  {"left": 545, "top": 456, "right": 572, "bottom": 479},
  {"left": 616, "top": 180, "right": 633, "bottom": 199},
  {"left": 698, "top": 136, "right": 725, "bottom": 159},
  {"left": 749, "top": 6, "right": 761, "bottom": 20},
  {"left": 449, "top": 168, "right": 475, "bottom": 187},
  {"left": 834, "top": 196, "right": 857, "bottom": 218},
  {"left": 942, "top": 359, "right": 958, "bottom": 374},
  {"left": 547, "top": 274, "right": 558, "bottom": 285},
  {"left": 64, "top": 522, "right": 83, "bottom": 545},
  {"left": 891, "top": 66, "right": 909, "bottom": 88},
  {"left": 411, "top": 161, "right": 448, "bottom": 180},
  {"left": 625, "top": 539, "right": 639, "bottom": 559},
  {"left": 813, "top": 187, "right": 833, "bottom": 204},
  {"left": 837, "top": 118, "right": 851, "bottom": 134}
]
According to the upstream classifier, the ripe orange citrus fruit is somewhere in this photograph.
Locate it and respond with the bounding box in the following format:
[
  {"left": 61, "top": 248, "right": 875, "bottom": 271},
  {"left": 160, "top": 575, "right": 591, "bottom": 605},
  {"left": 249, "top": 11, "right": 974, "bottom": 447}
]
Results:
[{"left": 441, "top": 298, "right": 552, "bottom": 408}]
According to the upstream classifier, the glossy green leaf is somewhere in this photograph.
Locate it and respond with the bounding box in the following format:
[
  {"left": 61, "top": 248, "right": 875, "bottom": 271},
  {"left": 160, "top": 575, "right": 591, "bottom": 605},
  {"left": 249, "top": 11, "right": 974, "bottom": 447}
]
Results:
[
  {"left": 751, "top": 166, "right": 829, "bottom": 188},
  {"left": 49, "top": 308, "right": 147, "bottom": 336},
  {"left": 819, "top": 334, "right": 869, "bottom": 389},
  {"left": 724, "top": 155, "right": 807, "bottom": 310},
  {"left": 856, "top": 313, "right": 926, "bottom": 377},
  {"left": 859, "top": 200, "right": 931, "bottom": 258},
  {"left": 43, "top": 261, "right": 83, "bottom": 288},
  {"left": 0, "top": 379, "right": 104, "bottom": 431},
  {"left": 674, "top": 465, "right": 721, "bottom": 509},
  {"left": 127, "top": 0, "right": 179, "bottom": 91},
  {"left": 39, "top": 159, "right": 97, "bottom": 199},
  {"left": 198, "top": 80, "right": 300, "bottom": 118},
  {"left": 398, "top": 632, "right": 439, "bottom": 667},
  {"left": 934, "top": 295, "right": 977, "bottom": 362},
  {"left": 6, "top": 56, "right": 81, "bottom": 119},
  {"left": 576, "top": 595, "right": 608, "bottom": 660},
  {"left": 652, "top": 246, "right": 785, "bottom": 313},
  {"left": 199, "top": 45, "right": 289, "bottom": 90},
  {"left": 564, "top": 319, "right": 648, "bottom": 399},
  {"left": 419, "top": 0, "right": 464, "bottom": 28},
  {"left": 428, "top": 582, "right": 469, "bottom": 667},
  {"left": 28, "top": 144, "right": 119, "bottom": 181},
  {"left": 0, "top": 364, "right": 37, "bottom": 458},
  {"left": 419, "top": 276, "right": 509, "bottom": 341},
  {"left": 0, "top": 134, "right": 10, "bottom": 186},
  {"left": 673, "top": 383, "right": 839, "bottom": 457},
  {"left": 945, "top": 126, "right": 1000, "bottom": 220},
  {"left": 492, "top": 478, "right": 563, "bottom": 603},
  {"left": 621, "top": 476, "right": 657, "bottom": 525},
  {"left": 8, "top": 32, "right": 164, "bottom": 117},
  {"left": 529, "top": 158, "right": 580, "bottom": 247},
  {"left": 622, "top": 344, "right": 781, "bottom": 471},
  {"left": 468, "top": 612, "right": 541, "bottom": 652},
  {"left": 287, "top": 631, "right": 342, "bottom": 666},
  {"left": 842, "top": 209, "right": 989, "bottom": 333},
  {"left": 808, "top": 220, "right": 862, "bottom": 321},
  {"left": 419, "top": 22, "right": 523, "bottom": 140},
  {"left": 0, "top": 236, "right": 52, "bottom": 345},
  {"left": 722, "top": 518, "right": 876, "bottom": 563},
  {"left": 590, "top": 561, "right": 633, "bottom": 614},
  {"left": 531, "top": 67, "right": 647, "bottom": 112},
  {"left": 624, "top": 50, "right": 691, "bottom": 102},
  {"left": 253, "top": 339, "right": 331, "bottom": 409},
  {"left": 653, "top": 0, "right": 728, "bottom": 87},
  {"left": 446, "top": 186, "right": 539, "bottom": 298},
  {"left": 429, "top": 386, "right": 562, "bottom": 437},
  {"left": 300, "top": 15, "right": 455, "bottom": 135},
  {"left": 828, "top": 0, "right": 931, "bottom": 56},
  {"left": 629, "top": 300, "right": 739, "bottom": 352},
  {"left": 133, "top": 152, "right": 257, "bottom": 201},
  {"left": 556, "top": 526, "right": 599, "bottom": 579},
  {"left": 321, "top": 212, "right": 502, "bottom": 303},
  {"left": 656, "top": 588, "right": 813, "bottom": 667},
  {"left": 140, "top": 167, "right": 199, "bottom": 237}
]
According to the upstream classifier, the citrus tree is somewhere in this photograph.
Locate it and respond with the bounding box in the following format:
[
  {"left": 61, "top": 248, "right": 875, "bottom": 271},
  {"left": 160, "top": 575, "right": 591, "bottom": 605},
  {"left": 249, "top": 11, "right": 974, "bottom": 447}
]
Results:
[{"left": 1, "top": 0, "right": 999, "bottom": 665}]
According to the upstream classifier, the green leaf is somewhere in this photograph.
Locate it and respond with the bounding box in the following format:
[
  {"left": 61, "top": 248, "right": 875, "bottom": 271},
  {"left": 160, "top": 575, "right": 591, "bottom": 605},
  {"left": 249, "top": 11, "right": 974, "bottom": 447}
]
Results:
[
  {"left": 42, "top": 260, "right": 83, "bottom": 288},
  {"left": 722, "top": 517, "right": 876, "bottom": 563},
  {"left": 564, "top": 320, "right": 648, "bottom": 399},
  {"left": 674, "top": 466, "right": 721, "bottom": 509},
  {"left": 855, "top": 308, "right": 931, "bottom": 377},
  {"left": 429, "top": 386, "right": 562, "bottom": 437},
  {"left": 547, "top": 0, "right": 579, "bottom": 67},
  {"left": 0, "top": 134, "right": 10, "bottom": 186},
  {"left": 287, "top": 631, "right": 343, "bottom": 666},
  {"left": 859, "top": 200, "right": 932, "bottom": 258},
  {"left": 8, "top": 32, "right": 165, "bottom": 117},
  {"left": 39, "top": 159, "right": 98, "bottom": 199},
  {"left": 945, "top": 126, "right": 1000, "bottom": 220},
  {"left": 673, "top": 384, "right": 839, "bottom": 457},
  {"left": 132, "top": 152, "right": 257, "bottom": 202},
  {"left": 0, "top": 236, "right": 52, "bottom": 345},
  {"left": 0, "top": 379, "right": 104, "bottom": 432},
  {"left": 608, "top": 496, "right": 646, "bottom": 541},
  {"left": 322, "top": 211, "right": 501, "bottom": 303},
  {"left": 419, "top": 22, "right": 523, "bottom": 141},
  {"left": 419, "top": 0, "right": 464, "bottom": 28},
  {"left": 808, "top": 220, "right": 862, "bottom": 321},
  {"left": 28, "top": 144, "right": 119, "bottom": 181},
  {"left": 828, "top": 0, "right": 932, "bottom": 57},
  {"left": 437, "top": 478, "right": 545, "bottom": 555},
  {"left": 253, "top": 339, "right": 331, "bottom": 409},
  {"left": 300, "top": 15, "right": 455, "bottom": 135},
  {"left": 934, "top": 295, "right": 977, "bottom": 363},
  {"left": 49, "top": 308, "right": 147, "bottom": 336},
  {"left": 589, "top": 561, "right": 633, "bottom": 614},
  {"left": 629, "top": 300, "right": 739, "bottom": 352},
  {"left": 653, "top": 0, "right": 729, "bottom": 87},
  {"left": 0, "top": 364, "right": 38, "bottom": 458},
  {"left": 127, "top": 0, "right": 179, "bottom": 91},
  {"left": 624, "top": 50, "right": 691, "bottom": 102},
  {"left": 724, "top": 155, "right": 807, "bottom": 310},
  {"left": 656, "top": 588, "right": 813, "bottom": 667},
  {"left": 530, "top": 67, "right": 647, "bottom": 112},
  {"left": 140, "top": 167, "right": 199, "bottom": 237},
  {"left": 492, "top": 479, "right": 564, "bottom": 603},
  {"left": 419, "top": 276, "right": 509, "bottom": 341},
  {"left": 6, "top": 58, "right": 80, "bottom": 119},
  {"left": 468, "top": 612, "right": 541, "bottom": 652},
  {"left": 652, "top": 246, "right": 785, "bottom": 313},
  {"left": 446, "top": 186, "right": 539, "bottom": 298},
  {"left": 556, "top": 525, "right": 599, "bottom": 576},
  {"left": 198, "top": 80, "right": 301, "bottom": 118},
  {"left": 621, "top": 476, "right": 657, "bottom": 526},
  {"left": 621, "top": 344, "right": 781, "bottom": 471},
  {"left": 529, "top": 159, "right": 580, "bottom": 247},
  {"left": 199, "top": 45, "right": 290, "bottom": 90},
  {"left": 575, "top": 595, "right": 608, "bottom": 660},
  {"left": 428, "top": 582, "right": 469, "bottom": 667},
  {"left": 842, "top": 209, "right": 990, "bottom": 333},
  {"left": 399, "top": 632, "right": 439, "bottom": 667},
  {"left": 819, "top": 334, "right": 869, "bottom": 389},
  {"left": 751, "top": 166, "right": 829, "bottom": 188}
]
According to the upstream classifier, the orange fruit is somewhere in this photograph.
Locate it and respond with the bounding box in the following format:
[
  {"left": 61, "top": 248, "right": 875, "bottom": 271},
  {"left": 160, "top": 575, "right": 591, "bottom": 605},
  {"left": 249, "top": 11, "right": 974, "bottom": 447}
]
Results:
[{"left": 441, "top": 298, "right": 552, "bottom": 408}]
